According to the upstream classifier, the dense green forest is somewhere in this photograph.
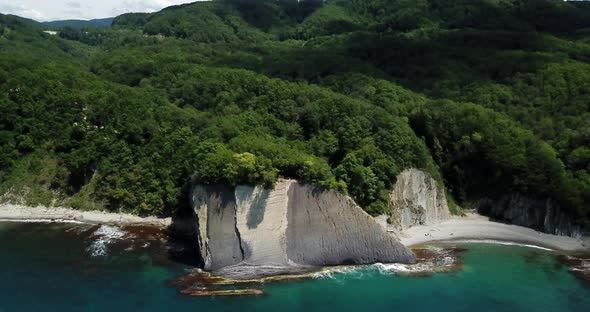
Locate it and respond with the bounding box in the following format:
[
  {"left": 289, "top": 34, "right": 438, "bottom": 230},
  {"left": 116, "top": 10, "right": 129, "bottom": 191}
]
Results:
[{"left": 0, "top": 0, "right": 589, "bottom": 228}]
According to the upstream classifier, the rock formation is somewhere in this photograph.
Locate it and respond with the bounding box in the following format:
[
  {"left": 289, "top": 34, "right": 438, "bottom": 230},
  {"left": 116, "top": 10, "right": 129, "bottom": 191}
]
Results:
[
  {"left": 477, "top": 194, "right": 587, "bottom": 238},
  {"left": 190, "top": 180, "right": 416, "bottom": 279},
  {"left": 387, "top": 169, "right": 450, "bottom": 230},
  {"left": 372, "top": 170, "right": 586, "bottom": 240}
]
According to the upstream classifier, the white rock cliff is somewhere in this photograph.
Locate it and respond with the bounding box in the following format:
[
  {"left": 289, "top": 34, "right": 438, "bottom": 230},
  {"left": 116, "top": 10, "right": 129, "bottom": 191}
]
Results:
[
  {"left": 190, "top": 180, "right": 416, "bottom": 279},
  {"left": 388, "top": 169, "right": 450, "bottom": 230}
]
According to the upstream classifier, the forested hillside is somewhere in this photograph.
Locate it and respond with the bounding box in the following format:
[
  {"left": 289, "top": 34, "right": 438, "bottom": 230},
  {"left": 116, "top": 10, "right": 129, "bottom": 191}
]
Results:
[
  {"left": 1, "top": 0, "right": 589, "bottom": 229},
  {"left": 42, "top": 18, "right": 114, "bottom": 30}
]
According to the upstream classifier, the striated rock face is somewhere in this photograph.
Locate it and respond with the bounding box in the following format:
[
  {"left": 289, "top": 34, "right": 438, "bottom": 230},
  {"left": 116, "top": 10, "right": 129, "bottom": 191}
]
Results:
[
  {"left": 190, "top": 180, "right": 416, "bottom": 279},
  {"left": 388, "top": 169, "right": 450, "bottom": 230},
  {"left": 286, "top": 183, "right": 414, "bottom": 266},
  {"left": 235, "top": 183, "right": 290, "bottom": 266},
  {"left": 191, "top": 185, "right": 243, "bottom": 270},
  {"left": 477, "top": 194, "right": 587, "bottom": 239}
]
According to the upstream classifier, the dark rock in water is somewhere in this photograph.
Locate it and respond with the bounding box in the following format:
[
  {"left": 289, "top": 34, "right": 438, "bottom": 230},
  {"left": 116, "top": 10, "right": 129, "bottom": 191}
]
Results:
[
  {"left": 190, "top": 180, "right": 416, "bottom": 279},
  {"left": 558, "top": 254, "right": 590, "bottom": 288},
  {"left": 477, "top": 194, "right": 587, "bottom": 238},
  {"left": 213, "top": 264, "right": 319, "bottom": 281},
  {"left": 179, "top": 288, "right": 264, "bottom": 297},
  {"left": 411, "top": 245, "right": 467, "bottom": 275}
]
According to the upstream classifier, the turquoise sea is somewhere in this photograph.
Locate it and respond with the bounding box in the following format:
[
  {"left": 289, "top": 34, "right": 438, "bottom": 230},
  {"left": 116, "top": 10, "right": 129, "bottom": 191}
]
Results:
[{"left": 0, "top": 221, "right": 589, "bottom": 312}]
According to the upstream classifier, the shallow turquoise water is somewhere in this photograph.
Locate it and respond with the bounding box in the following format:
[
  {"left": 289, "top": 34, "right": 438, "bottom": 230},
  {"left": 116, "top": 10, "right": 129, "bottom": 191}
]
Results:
[{"left": 0, "top": 222, "right": 588, "bottom": 311}]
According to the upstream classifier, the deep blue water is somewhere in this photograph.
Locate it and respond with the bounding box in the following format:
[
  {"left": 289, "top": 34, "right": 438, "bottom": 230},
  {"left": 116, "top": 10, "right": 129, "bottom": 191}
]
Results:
[{"left": 0, "top": 221, "right": 589, "bottom": 312}]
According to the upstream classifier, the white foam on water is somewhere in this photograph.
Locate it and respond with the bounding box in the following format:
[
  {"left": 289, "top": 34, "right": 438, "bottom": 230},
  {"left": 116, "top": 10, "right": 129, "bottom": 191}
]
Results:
[
  {"left": 373, "top": 262, "right": 433, "bottom": 274},
  {"left": 312, "top": 266, "right": 361, "bottom": 279},
  {"left": 570, "top": 267, "right": 588, "bottom": 272},
  {"left": 87, "top": 225, "right": 127, "bottom": 257},
  {"left": 439, "top": 256, "right": 455, "bottom": 266},
  {"left": 450, "top": 239, "right": 555, "bottom": 251}
]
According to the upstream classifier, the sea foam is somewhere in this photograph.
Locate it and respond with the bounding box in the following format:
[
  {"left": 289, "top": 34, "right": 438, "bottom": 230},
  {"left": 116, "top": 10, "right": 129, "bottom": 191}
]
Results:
[
  {"left": 86, "top": 225, "right": 126, "bottom": 257},
  {"left": 373, "top": 262, "right": 434, "bottom": 274},
  {"left": 449, "top": 239, "right": 554, "bottom": 251},
  {"left": 312, "top": 266, "right": 362, "bottom": 279}
]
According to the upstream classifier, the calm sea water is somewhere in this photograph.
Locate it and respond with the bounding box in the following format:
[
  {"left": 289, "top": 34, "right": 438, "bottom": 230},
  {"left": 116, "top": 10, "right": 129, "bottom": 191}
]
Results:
[{"left": 0, "top": 221, "right": 588, "bottom": 312}]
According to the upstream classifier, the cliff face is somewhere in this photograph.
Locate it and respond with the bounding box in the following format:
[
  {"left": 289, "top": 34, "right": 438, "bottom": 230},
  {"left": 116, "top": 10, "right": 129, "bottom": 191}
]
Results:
[
  {"left": 191, "top": 185, "right": 243, "bottom": 270},
  {"left": 190, "top": 180, "right": 416, "bottom": 279},
  {"left": 371, "top": 170, "right": 586, "bottom": 239},
  {"left": 286, "top": 183, "right": 414, "bottom": 266},
  {"left": 388, "top": 169, "right": 450, "bottom": 230},
  {"left": 477, "top": 194, "right": 587, "bottom": 239}
]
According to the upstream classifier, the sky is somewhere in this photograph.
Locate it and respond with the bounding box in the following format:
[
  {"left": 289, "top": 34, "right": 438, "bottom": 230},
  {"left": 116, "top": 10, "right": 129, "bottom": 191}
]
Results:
[{"left": 0, "top": 0, "right": 200, "bottom": 21}]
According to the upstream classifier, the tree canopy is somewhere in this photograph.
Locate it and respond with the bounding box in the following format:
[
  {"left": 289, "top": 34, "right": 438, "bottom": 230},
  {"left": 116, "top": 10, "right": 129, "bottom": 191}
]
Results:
[{"left": 1, "top": 0, "right": 589, "bottom": 228}]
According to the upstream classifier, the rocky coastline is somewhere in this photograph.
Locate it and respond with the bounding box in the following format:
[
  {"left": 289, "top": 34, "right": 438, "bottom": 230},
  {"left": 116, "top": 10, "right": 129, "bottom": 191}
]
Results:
[
  {"left": 2, "top": 169, "right": 589, "bottom": 281},
  {"left": 190, "top": 180, "right": 416, "bottom": 279}
]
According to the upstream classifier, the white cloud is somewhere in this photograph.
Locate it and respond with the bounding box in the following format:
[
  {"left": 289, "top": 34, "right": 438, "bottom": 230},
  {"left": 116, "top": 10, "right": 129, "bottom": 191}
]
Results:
[
  {"left": 0, "top": 0, "right": 200, "bottom": 22},
  {"left": 0, "top": 3, "right": 46, "bottom": 20},
  {"left": 111, "top": 0, "right": 182, "bottom": 15}
]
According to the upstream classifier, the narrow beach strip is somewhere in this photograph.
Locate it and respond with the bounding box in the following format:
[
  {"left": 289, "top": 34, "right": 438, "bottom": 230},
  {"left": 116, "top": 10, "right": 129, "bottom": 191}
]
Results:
[
  {"left": 0, "top": 204, "right": 171, "bottom": 227},
  {"left": 399, "top": 213, "right": 589, "bottom": 252}
]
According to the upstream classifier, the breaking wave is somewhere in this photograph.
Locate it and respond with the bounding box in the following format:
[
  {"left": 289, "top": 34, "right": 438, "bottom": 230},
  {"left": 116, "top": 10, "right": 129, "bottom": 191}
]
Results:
[
  {"left": 312, "top": 262, "right": 441, "bottom": 280},
  {"left": 86, "top": 225, "right": 126, "bottom": 257},
  {"left": 450, "top": 240, "right": 554, "bottom": 251},
  {"left": 373, "top": 262, "right": 434, "bottom": 275},
  {"left": 312, "top": 266, "right": 363, "bottom": 279}
]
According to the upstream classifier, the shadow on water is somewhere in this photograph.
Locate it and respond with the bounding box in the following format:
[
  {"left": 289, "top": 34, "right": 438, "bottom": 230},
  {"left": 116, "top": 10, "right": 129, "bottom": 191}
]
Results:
[{"left": 166, "top": 207, "right": 202, "bottom": 268}]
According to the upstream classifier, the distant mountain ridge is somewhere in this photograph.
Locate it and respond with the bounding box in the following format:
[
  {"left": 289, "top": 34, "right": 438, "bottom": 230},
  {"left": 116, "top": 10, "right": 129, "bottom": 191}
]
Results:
[{"left": 41, "top": 18, "right": 114, "bottom": 29}]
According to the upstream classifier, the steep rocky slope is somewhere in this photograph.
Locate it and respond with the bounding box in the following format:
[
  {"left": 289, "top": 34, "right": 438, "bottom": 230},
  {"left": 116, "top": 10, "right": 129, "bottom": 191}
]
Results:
[
  {"left": 478, "top": 194, "right": 588, "bottom": 238},
  {"left": 384, "top": 169, "right": 450, "bottom": 230},
  {"left": 381, "top": 170, "right": 587, "bottom": 239}
]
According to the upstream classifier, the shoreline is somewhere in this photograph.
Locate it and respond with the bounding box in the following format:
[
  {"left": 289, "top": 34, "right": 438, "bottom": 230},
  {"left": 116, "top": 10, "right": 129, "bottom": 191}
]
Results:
[
  {"left": 398, "top": 213, "right": 590, "bottom": 253},
  {"left": 2, "top": 204, "right": 588, "bottom": 253},
  {"left": 0, "top": 204, "right": 172, "bottom": 228}
]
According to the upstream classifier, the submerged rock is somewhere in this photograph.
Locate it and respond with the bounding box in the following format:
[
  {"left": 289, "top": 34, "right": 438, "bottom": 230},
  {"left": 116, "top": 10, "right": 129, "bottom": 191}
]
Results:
[
  {"left": 179, "top": 288, "right": 264, "bottom": 297},
  {"left": 190, "top": 180, "right": 416, "bottom": 279},
  {"left": 558, "top": 254, "right": 590, "bottom": 288}
]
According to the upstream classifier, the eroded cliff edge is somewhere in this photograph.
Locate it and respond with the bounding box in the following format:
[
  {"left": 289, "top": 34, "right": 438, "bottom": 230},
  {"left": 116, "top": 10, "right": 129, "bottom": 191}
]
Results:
[{"left": 190, "top": 180, "right": 416, "bottom": 279}]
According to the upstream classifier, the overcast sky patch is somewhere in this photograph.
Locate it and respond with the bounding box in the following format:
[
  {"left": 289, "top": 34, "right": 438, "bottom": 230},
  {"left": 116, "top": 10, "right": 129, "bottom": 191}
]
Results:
[{"left": 0, "top": 0, "right": 198, "bottom": 21}]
